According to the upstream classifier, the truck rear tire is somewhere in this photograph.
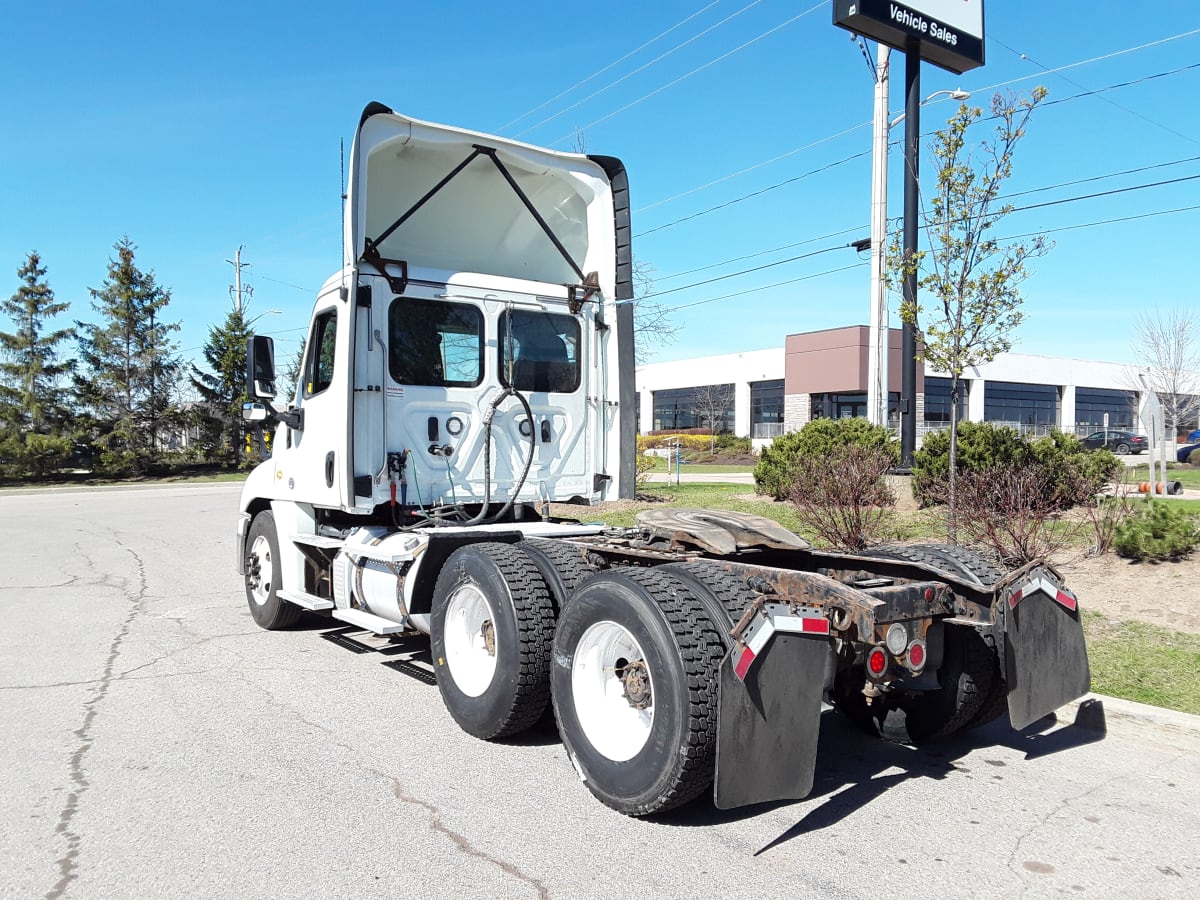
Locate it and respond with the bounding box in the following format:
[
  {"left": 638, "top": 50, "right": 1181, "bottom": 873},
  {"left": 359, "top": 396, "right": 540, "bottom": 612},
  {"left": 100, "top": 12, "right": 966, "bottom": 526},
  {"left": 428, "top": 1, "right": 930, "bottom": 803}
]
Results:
[
  {"left": 519, "top": 538, "right": 594, "bottom": 612},
  {"left": 834, "top": 625, "right": 995, "bottom": 744},
  {"left": 550, "top": 569, "right": 725, "bottom": 816},
  {"left": 244, "top": 511, "right": 302, "bottom": 630},
  {"left": 431, "top": 543, "right": 555, "bottom": 740}
]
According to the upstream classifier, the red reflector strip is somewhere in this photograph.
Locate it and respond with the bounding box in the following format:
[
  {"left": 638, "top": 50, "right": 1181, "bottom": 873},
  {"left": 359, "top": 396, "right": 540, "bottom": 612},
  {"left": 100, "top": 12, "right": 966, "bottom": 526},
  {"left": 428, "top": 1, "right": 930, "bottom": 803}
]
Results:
[
  {"left": 734, "top": 647, "right": 756, "bottom": 681},
  {"left": 1008, "top": 588, "right": 1024, "bottom": 609},
  {"left": 801, "top": 616, "right": 830, "bottom": 635},
  {"left": 1054, "top": 589, "right": 1078, "bottom": 612}
]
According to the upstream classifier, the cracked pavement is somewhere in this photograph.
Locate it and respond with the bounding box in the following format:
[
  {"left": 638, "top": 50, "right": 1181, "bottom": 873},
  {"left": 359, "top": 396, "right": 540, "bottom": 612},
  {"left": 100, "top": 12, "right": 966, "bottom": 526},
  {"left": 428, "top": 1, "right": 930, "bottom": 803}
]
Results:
[{"left": 1, "top": 482, "right": 1198, "bottom": 899}]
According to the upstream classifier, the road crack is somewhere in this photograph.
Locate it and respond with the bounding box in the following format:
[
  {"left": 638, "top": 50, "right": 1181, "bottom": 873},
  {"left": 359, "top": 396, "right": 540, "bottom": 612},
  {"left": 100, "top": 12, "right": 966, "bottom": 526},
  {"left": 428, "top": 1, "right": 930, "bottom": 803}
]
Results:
[{"left": 46, "top": 542, "right": 147, "bottom": 900}]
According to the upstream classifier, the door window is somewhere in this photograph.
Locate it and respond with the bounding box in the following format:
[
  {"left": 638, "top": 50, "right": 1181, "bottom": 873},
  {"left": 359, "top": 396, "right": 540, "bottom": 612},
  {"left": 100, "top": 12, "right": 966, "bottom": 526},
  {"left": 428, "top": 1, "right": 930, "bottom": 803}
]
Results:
[{"left": 303, "top": 308, "right": 338, "bottom": 398}]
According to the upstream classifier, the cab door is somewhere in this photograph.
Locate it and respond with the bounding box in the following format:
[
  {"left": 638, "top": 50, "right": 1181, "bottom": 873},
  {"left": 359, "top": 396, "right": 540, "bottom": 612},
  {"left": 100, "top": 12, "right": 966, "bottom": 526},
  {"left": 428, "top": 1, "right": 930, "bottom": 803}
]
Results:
[{"left": 280, "top": 296, "right": 353, "bottom": 509}]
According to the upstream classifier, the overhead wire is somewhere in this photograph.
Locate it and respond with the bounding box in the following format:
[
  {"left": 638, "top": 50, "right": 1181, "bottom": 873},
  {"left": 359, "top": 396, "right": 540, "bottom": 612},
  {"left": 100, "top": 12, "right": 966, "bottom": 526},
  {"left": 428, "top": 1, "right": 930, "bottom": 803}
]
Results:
[
  {"left": 496, "top": 0, "right": 726, "bottom": 133},
  {"left": 633, "top": 47, "right": 1200, "bottom": 227},
  {"left": 993, "top": 36, "right": 1200, "bottom": 147},
  {"left": 550, "top": 1, "right": 824, "bottom": 146},
  {"left": 515, "top": 0, "right": 765, "bottom": 139}
]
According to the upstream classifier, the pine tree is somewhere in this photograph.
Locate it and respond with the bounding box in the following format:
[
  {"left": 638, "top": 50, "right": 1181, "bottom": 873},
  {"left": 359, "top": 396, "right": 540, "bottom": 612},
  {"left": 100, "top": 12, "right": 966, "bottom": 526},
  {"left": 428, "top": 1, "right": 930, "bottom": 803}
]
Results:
[
  {"left": 0, "top": 251, "right": 74, "bottom": 430},
  {"left": 75, "top": 237, "right": 181, "bottom": 473},
  {"left": 191, "top": 307, "right": 252, "bottom": 464},
  {"left": 0, "top": 252, "right": 75, "bottom": 476}
]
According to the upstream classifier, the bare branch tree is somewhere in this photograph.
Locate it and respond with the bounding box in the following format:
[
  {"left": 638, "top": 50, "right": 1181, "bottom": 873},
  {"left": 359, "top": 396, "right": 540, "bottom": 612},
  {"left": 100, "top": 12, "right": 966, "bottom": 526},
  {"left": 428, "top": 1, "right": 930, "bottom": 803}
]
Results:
[
  {"left": 692, "top": 382, "right": 735, "bottom": 453},
  {"left": 631, "top": 257, "right": 679, "bottom": 364},
  {"left": 1131, "top": 307, "right": 1200, "bottom": 438}
]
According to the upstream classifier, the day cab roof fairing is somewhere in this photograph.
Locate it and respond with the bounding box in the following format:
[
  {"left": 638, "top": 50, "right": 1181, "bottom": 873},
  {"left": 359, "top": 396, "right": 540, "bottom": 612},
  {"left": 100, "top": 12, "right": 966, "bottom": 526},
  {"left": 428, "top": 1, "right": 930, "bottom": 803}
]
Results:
[{"left": 344, "top": 102, "right": 630, "bottom": 300}]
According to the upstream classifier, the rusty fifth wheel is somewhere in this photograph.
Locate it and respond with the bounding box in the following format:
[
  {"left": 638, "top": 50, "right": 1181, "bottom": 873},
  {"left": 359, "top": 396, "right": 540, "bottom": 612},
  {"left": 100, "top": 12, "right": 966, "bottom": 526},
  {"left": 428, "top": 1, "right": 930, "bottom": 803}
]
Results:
[
  {"left": 430, "top": 543, "right": 555, "bottom": 740},
  {"left": 550, "top": 569, "right": 725, "bottom": 817}
]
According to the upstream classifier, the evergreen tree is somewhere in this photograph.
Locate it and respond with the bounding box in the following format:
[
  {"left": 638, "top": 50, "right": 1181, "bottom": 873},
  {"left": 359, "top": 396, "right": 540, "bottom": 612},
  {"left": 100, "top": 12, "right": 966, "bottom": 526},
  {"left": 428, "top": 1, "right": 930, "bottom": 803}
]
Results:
[
  {"left": 0, "top": 251, "right": 74, "bottom": 430},
  {"left": 75, "top": 237, "right": 181, "bottom": 473},
  {"left": 0, "top": 252, "right": 75, "bottom": 476},
  {"left": 191, "top": 307, "right": 252, "bottom": 464}
]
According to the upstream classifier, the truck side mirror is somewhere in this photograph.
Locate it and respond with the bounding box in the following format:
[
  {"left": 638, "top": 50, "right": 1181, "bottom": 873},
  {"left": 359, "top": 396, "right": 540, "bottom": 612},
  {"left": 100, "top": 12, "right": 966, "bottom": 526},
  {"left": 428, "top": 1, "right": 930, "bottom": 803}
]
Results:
[
  {"left": 246, "top": 335, "right": 277, "bottom": 400},
  {"left": 242, "top": 402, "right": 270, "bottom": 422}
]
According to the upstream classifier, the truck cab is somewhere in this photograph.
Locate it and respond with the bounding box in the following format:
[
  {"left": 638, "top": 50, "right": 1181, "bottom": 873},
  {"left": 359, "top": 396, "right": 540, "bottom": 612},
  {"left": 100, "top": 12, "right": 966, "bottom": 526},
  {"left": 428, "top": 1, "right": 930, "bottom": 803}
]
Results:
[{"left": 241, "top": 103, "right": 636, "bottom": 523}]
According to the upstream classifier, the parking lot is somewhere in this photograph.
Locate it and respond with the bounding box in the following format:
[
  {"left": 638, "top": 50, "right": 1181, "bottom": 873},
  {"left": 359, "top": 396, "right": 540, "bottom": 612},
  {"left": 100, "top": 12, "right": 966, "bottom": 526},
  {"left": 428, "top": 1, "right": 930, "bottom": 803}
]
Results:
[{"left": 2, "top": 483, "right": 1198, "bottom": 899}]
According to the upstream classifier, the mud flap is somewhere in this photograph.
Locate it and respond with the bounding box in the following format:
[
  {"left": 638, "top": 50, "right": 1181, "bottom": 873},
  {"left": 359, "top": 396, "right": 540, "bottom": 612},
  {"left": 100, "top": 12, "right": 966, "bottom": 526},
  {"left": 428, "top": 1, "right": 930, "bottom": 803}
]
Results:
[
  {"left": 714, "top": 633, "right": 828, "bottom": 810},
  {"left": 1004, "top": 587, "right": 1091, "bottom": 730}
]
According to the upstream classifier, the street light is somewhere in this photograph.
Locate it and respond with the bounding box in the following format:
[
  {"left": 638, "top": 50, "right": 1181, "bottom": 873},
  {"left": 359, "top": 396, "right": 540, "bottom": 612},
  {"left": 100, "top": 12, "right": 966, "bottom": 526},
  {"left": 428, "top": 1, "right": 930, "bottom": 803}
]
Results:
[{"left": 865, "top": 43, "right": 968, "bottom": 433}]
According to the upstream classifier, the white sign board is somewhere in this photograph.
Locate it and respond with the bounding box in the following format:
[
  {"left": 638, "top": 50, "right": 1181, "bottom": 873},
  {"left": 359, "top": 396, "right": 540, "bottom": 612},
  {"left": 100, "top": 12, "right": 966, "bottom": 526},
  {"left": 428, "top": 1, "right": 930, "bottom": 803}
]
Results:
[{"left": 833, "top": 0, "right": 986, "bottom": 74}]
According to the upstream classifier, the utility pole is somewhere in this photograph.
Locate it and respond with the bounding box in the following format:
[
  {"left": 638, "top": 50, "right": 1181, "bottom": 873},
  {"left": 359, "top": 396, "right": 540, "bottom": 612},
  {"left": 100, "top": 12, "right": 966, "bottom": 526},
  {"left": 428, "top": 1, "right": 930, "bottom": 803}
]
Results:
[
  {"left": 226, "top": 245, "right": 252, "bottom": 314},
  {"left": 900, "top": 40, "right": 921, "bottom": 467},
  {"left": 867, "top": 43, "right": 890, "bottom": 428}
]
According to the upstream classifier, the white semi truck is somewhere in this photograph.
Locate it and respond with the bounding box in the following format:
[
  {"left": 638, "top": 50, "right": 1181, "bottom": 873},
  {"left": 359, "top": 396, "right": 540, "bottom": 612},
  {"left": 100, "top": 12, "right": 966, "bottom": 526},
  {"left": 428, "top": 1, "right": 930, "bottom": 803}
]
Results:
[{"left": 236, "top": 103, "right": 1091, "bottom": 816}]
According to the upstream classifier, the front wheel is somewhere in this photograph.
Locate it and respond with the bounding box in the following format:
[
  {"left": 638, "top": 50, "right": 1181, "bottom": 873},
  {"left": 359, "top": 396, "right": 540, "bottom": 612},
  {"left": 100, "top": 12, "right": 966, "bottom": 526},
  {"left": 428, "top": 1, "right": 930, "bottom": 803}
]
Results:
[
  {"left": 431, "top": 543, "right": 555, "bottom": 740},
  {"left": 551, "top": 569, "right": 725, "bottom": 816},
  {"left": 244, "top": 510, "right": 301, "bottom": 630}
]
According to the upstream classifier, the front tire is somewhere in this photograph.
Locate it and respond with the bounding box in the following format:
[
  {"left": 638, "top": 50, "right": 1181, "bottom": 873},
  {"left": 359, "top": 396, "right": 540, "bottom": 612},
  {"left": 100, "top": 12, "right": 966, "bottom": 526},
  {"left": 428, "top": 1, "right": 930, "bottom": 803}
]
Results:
[
  {"left": 431, "top": 543, "right": 555, "bottom": 740},
  {"left": 244, "top": 511, "right": 301, "bottom": 630},
  {"left": 551, "top": 569, "right": 725, "bottom": 816}
]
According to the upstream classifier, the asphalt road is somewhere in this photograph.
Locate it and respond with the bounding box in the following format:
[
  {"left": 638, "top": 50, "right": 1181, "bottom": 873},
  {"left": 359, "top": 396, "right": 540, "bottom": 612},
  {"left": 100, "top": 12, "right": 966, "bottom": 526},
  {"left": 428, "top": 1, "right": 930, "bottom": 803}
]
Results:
[{"left": 2, "top": 483, "right": 1198, "bottom": 899}]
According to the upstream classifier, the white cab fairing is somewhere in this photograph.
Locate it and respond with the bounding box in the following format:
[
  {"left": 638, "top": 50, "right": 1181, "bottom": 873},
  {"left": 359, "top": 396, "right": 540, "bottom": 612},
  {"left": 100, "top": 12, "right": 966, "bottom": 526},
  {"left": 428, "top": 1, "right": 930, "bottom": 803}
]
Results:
[{"left": 241, "top": 105, "right": 632, "bottom": 521}]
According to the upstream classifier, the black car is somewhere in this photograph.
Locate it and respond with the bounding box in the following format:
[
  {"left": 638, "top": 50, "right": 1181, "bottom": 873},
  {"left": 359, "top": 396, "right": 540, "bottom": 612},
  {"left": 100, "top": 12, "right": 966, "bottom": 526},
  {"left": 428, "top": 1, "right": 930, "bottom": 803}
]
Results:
[{"left": 1080, "top": 430, "right": 1147, "bottom": 454}]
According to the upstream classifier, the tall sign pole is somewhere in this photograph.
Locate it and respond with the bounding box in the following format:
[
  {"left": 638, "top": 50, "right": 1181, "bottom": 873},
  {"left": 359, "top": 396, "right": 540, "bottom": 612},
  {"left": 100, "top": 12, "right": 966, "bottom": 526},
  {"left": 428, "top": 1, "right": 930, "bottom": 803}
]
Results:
[
  {"left": 900, "top": 40, "right": 921, "bottom": 464},
  {"left": 833, "top": 1, "right": 986, "bottom": 464},
  {"left": 867, "top": 44, "right": 890, "bottom": 428}
]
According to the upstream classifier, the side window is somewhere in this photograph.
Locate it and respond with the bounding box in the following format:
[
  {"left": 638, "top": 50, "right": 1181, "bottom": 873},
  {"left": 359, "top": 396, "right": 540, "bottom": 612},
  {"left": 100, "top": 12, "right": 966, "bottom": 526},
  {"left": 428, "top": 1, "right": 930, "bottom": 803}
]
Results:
[
  {"left": 389, "top": 298, "right": 484, "bottom": 387},
  {"left": 303, "top": 308, "right": 338, "bottom": 398},
  {"left": 499, "top": 310, "right": 581, "bottom": 393}
]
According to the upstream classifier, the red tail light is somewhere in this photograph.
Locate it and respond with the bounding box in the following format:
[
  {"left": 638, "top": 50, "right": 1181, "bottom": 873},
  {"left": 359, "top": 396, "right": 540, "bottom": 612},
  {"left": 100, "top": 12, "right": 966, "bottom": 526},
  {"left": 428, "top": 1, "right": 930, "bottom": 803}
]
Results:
[
  {"left": 866, "top": 645, "right": 889, "bottom": 679},
  {"left": 907, "top": 639, "right": 927, "bottom": 672}
]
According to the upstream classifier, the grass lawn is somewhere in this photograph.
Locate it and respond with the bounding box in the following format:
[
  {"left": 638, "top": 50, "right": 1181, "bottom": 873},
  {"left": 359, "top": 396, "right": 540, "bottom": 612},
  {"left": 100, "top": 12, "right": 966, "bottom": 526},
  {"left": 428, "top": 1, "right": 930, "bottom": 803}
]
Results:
[
  {"left": 0, "top": 470, "right": 247, "bottom": 490},
  {"left": 1126, "top": 463, "right": 1200, "bottom": 489},
  {"left": 1083, "top": 612, "right": 1200, "bottom": 715},
  {"left": 643, "top": 456, "right": 756, "bottom": 474}
]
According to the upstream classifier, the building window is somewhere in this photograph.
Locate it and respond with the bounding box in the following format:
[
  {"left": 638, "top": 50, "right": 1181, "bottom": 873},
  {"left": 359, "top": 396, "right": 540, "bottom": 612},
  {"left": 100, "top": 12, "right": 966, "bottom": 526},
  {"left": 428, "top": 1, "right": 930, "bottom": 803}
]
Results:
[
  {"left": 750, "top": 379, "right": 784, "bottom": 438},
  {"left": 984, "top": 381, "right": 1059, "bottom": 430},
  {"left": 652, "top": 384, "right": 735, "bottom": 433},
  {"left": 924, "top": 377, "right": 968, "bottom": 425},
  {"left": 811, "top": 391, "right": 901, "bottom": 425},
  {"left": 1075, "top": 387, "right": 1136, "bottom": 432}
]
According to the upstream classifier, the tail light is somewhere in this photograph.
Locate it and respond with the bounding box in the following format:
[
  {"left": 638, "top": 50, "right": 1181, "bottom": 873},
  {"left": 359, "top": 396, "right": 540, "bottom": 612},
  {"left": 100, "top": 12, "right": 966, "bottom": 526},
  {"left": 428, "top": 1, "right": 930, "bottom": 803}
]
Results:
[
  {"left": 907, "top": 639, "right": 927, "bottom": 673},
  {"left": 866, "top": 645, "right": 889, "bottom": 680}
]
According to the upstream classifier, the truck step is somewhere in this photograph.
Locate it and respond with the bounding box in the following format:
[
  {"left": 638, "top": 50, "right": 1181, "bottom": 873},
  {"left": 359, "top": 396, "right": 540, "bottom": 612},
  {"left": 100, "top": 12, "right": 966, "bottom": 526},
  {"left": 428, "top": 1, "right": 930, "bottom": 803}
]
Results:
[
  {"left": 331, "top": 607, "right": 410, "bottom": 635},
  {"left": 278, "top": 589, "right": 335, "bottom": 610},
  {"left": 289, "top": 533, "right": 344, "bottom": 550}
]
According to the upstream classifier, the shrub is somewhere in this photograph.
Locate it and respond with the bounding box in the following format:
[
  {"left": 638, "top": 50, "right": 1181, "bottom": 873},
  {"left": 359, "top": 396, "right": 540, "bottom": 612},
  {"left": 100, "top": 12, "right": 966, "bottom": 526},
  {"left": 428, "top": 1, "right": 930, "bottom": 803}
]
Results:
[
  {"left": 1190, "top": 448, "right": 1200, "bottom": 466},
  {"left": 954, "top": 463, "right": 1080, "bottom": 566},
  {"left": 1112, "top": 501, "right": 1200, "bottom": 561},
  {"left": 754, "top": 418, "right": 897, "bottom": 500},
  {"left": 912, "top": 424, "right": 1118, "bottom": 511},
  {"left": 786, "top": 443, "right": 896, "bottom": 551},
  {"left": 713, "top": 433, "right": 753, "bottom": 455}
]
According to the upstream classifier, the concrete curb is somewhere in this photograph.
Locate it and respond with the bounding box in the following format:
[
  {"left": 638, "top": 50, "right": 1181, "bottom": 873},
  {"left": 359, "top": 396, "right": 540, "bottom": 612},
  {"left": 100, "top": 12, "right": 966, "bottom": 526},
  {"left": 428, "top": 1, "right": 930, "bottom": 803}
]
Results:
[{"left": 1062, "top": 692, "right": 1200, "bottom": 753}]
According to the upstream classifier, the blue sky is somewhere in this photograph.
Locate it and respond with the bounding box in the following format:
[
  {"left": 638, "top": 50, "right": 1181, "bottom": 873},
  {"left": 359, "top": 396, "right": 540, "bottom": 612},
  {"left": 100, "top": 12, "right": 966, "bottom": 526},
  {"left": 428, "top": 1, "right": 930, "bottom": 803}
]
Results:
[{"left": 2, "top": 1, "right": 1198, "bottom": 384}]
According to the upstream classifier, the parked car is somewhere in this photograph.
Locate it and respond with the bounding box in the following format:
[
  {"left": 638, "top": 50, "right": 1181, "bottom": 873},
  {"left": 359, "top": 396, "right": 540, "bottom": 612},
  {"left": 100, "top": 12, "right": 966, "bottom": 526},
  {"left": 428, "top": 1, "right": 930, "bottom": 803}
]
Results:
[
  {"left": 1178, "top": 443, "right": 1200, "bottom": 464},
  {"left": 1186, "top": 429, "right": 1200, "bottom": 443},
  {"left": 1079, "top": 430, "right": 1147, "bottom": 454}
]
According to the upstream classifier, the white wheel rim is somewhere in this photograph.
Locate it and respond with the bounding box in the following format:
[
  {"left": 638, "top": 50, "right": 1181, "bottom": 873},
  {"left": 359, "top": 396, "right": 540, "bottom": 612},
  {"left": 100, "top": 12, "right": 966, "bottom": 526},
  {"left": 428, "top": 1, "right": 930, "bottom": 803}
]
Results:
[
  {"left": 444, "top": 585, "right": 498, "bottom": 698},
  {"left": 249, "top": 534, "right": 273, "bottom": 607},
  {"left": 571, "top": 621, "right": 654, "bottom": 762}
]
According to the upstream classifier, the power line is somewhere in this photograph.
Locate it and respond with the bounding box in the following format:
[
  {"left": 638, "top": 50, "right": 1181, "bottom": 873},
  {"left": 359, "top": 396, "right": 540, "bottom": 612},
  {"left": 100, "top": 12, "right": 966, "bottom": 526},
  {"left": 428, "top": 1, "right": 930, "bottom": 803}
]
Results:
[
  {"left": 973, "top": 27, "right": 1200, "bottom": 96},
  {"left": 632, "top": 48, "right": 1200, "bottom": 225},
  {"left": 994, "top": 36, "right": 1200, "bottom": 147},
  {"left": 551, "top": 2, "right": 823, "bottom": 146},
  {"left": 996, "top": 203, "right": 1200, "bottom": 242},
  {"left": 1009, "top": 172, "right": 1200, "bottom": 215},
  {"left": 1000, "top": 155, "right": 1200, "bottom": 202},
  {"left": 662, "top": 261, "right": 868, "bottom": 313},
  {"left": 656, "top": 223, "right": 868, "bottom": 281},
  {"left": 643, "top": 243, "right": 851, "bottom": 299},
  {"left": 508, "top": 0, "right": 750, "bottom": 137},
  {"left": 635, "top": 149, "right": 872, "bottom": 238}
]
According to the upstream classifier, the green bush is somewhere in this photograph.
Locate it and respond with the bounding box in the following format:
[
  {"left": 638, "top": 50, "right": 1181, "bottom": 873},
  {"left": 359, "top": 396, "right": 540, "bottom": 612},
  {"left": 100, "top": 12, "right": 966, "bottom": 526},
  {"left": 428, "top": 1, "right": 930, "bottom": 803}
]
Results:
[
  {"left": 713, "top": 433, "right": 753, "bottom": 455},
  {"left": 911, "top": 423, "right": 1118, "bottom": 510},
  {"left": 754, "top": 418, "right": 898, "bottom": 500},
  {"left": 1112, "top": 500, "right": 1200, "bottom": 561},
  {"left": 1190, "top": 448, "right": 1200, "bottom": 466}
]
